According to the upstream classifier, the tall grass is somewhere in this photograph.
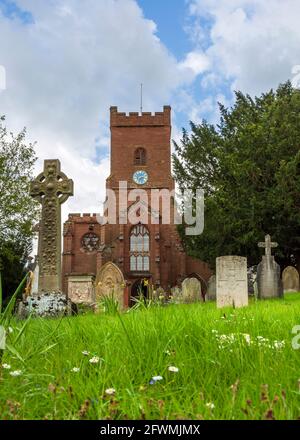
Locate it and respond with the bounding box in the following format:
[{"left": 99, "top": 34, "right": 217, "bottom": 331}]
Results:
[{"left": 0, "top": 293, "right": 299, "bottom": 420}]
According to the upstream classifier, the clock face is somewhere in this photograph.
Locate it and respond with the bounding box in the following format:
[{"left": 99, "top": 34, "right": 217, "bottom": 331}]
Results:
[{"left": 133, "top": 170, "right": 148, "bottom": 185}]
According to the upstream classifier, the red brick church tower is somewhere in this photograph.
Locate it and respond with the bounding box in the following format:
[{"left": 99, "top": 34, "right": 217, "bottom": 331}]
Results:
[{"left": 62, "top": 106, "right": 211, "bottom": 306}]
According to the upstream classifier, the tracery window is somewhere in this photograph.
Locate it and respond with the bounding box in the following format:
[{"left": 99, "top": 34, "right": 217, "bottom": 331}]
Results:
[
  {"left": 130, "top": 224, "right": 150, "bottom": 271},
  {"left": 81, "top": 232, "right": 100, "bottom": 252}
]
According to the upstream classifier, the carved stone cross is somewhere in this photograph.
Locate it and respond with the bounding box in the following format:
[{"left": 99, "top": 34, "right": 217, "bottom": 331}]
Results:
[
  {"left": 30, "top": 160, "right": 73, "bottom": 293},
  {"left": 258, "top": 234, "right": 278, "bottom": 257}
]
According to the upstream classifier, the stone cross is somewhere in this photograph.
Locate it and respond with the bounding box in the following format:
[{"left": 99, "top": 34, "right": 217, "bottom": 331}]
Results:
[
  {"left": 258, "top": 234, "right": 278, "bottom": 257},
  {"left": 30, "top": 160, "right": 73, "bottom": 293}
]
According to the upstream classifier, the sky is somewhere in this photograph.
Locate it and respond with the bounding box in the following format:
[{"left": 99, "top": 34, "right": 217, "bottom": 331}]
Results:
[{"left": 0, "top": 0, "right": 300, "bottom": 223}]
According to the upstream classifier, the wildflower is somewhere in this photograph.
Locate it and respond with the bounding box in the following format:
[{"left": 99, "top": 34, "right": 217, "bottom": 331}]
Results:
[
  {"left": 8, "top": 327, "right": 13, "bottom": 333},
  {"left": 71, "top": 367, "right": 80, "bottom": 373},
  {"left": 82, "top": 350, "right": 90, "bottom": 356},
  {"left": 206, "top": 402, "right": 215, "bottom": 409},
  {"left": 105, "top": 388, "right": 116, "bottom": 396},
  {"left": 243, "top": 334, "right": 251, "bottom": 345},
  {"left": 2, "top": 363, "right": 11, "bottom": 369},
  {"left": 150, "top": 375, "right": 163, "bottom": 385},
  {"left": 168, "top": 366, "right": 179, "bottom": 373},
  {"left": 9, "top": 370, "right": 22, "bottom": 377},
  {"left": 273, "top": 340, "right": 285, "bottom": 350},
  {"left": 89, "top": 356, "right": 100, "bottom": 364}
]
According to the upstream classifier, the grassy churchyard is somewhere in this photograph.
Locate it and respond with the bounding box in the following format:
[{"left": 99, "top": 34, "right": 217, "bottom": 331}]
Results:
[{"left": 0, "top": 293, "right": 299, "bottom": 420}]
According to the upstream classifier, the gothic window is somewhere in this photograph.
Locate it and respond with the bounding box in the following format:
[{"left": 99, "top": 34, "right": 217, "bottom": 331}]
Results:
[
  {"left": 134, "top": 147, "right": 146, "bottom": 165},
  {"left": 81, "top": 232, "right": 100, "bottom": 253},
  {"left": 130, "top": 224, "right": 150, "bottom": 271}
]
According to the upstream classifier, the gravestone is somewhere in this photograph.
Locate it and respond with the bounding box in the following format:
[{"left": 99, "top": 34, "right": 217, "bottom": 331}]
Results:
[
  {"left": 30, "top": 159, "right": 73, "bottom": 292},
  {"left": 181, "top": 277, "right": 202, "bottom": 303},
  {"left": 206, "top": 275, "right": 216, "bottom": 301},
  {"left": 216, "top": 256, "right": 248, "bottom": 308},
  {"left": 170, "top": 286, "right": 182, "bottom": 303},
  {"left": 257, "top": 235, "right": 283, "bottom": 299},
  {"left": 247, "top": 266, "right": 257, "bottom": 296},
  {"left": 68, "top": 275, "right": 95, "bottom": 304},
  {"left": 282, "top": 266, "right": 299, "bottom": 292},
  {"left": 18, "top": 160, "right": 74, "bottom": 317},
  {"left": 96, "top": 262, "right": 125, "bottom": 309}
]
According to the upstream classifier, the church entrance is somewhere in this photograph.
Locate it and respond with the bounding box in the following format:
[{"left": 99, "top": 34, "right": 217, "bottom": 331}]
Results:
[{"left": 130, "top": 279, "right": 149, "bottom": 306}]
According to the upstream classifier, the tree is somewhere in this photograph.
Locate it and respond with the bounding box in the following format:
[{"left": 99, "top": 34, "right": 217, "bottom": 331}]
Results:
[
  {"left": 0, "top": 116, "right": 38, "bottom": 302},
  {"left": 173, "top": 81, "right": 300, "bottom": 272}
]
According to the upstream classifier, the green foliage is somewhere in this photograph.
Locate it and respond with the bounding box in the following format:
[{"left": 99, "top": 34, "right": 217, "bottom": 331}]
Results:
[
  {"left": 0, "top": 116, "right": 38, "bottom": 299},
  {"left": 0, "top": 295, "right": 299, "bottom": 419},
  {"left": 173, "top": 81, "right": 300, "bottom": 270}
]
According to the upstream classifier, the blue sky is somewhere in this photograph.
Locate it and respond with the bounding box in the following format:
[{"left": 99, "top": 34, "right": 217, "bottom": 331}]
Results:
[
  {"left": 0, "top": 0, "right": 33, "bottom": 23},
  {"left": 0, "top": 0, "right": 298, "bottom": 215},
  {"left": 137, "top": 0, "right": 192, "bottom": 59}
]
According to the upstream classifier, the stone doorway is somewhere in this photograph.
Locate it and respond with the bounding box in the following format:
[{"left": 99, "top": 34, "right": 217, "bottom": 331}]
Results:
[{"left": 130, "top": 279, "right": 149, "bottom": 306}]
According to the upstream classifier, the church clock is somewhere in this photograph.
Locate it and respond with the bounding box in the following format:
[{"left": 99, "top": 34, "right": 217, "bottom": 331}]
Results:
[{"left": 133, "top": 170, "right": 148, "bottom": 185}]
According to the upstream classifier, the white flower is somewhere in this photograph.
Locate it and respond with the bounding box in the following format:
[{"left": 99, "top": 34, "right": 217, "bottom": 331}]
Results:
[
  {"left": 71, "top": 367, "right": 80, "bottom": 373},
  {"left": 206, "top": 402, "right": 215, "bottom": 409},
  {"left": 150, "top": 375, "right": 163, "bottom": 384},
  {"left": 82, "top": 350, "right": 90, "bottom": 356},
  {"left": 89, "top": 356, "right": 100, "bottom": 364},
  {"left": 9, "top": 370, "right": 22, "bottom": 377},
  {"left": 105, "top": 388, "right": 116, "bottom": 396},
  {"left": 168, "top": 366, "right": 179, "bottom": 373},
  {"left": 8, "top": 327, "right": 13, "bottom": 333},
  {"left": 273, "top": 340, "right": 285, "bottom": 350},
  {"left": 243, "top": 334, "right": 251, "bottom": 345},
  {"left": 2, "top": 363, "right": 11, "bottom": 369}
]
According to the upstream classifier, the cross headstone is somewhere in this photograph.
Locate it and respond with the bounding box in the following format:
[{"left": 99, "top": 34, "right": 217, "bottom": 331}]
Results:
[
  {"left": 30, "top": 159, "right": 73, "bottom": 293},
  {"left": 258, "top": 234, "right": 278, "bottom": 257},
  {"left": 256, "top": 234, "right": 283, "bottom": 299}
]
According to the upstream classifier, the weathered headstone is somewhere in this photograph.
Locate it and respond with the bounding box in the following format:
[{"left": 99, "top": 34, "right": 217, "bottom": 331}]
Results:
[
  {"left": 68, "top": 275, "right": 95, "bottom": 304},
  {"left": 257, "top": 234, "right": 283, "bottom": 299},
  {"left": 282, "top": 266, "right": 299, "bottom": 292},
  {"left": 96, "top": 262, "right": 125, "bottom": 309},
  {"left": 206, "top": 275, "right": 216, "bottom": 301},
  {"left": 170, "top": 286, "right": 182, "bottom": 303},
  {"left": 216, "top": 256, "right": 248, "bottom": 308},
  {"left": 18, "top": 160, "right": 74, "bottom": 317},
  {"left": 247, "top": 266, "right": 257, "bottom": 296},
  {"left": 181, "top": 277, "right": 202, "bottom": 303}
]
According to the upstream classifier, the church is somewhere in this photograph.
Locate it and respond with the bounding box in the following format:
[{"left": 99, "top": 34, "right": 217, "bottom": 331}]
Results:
[{"left": 62, "top": 106, "right": 211, "bottom": 307}]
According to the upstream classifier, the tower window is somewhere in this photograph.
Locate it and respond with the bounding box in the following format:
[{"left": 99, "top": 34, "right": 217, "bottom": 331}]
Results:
[
  {"left": 130, "top": 224, "right": 150, "bottom": 271},
  {"left": 134, "top": 148, "right": 146, "bottom": 165}
]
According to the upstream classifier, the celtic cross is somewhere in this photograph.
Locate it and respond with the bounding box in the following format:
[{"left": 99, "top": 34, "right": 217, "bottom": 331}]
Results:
[
  {"left": 258, "top": 234, "right": 278, "bottom": 258},
  {"left": 30, "top": 159, "right": 73, "bottom": 293}
]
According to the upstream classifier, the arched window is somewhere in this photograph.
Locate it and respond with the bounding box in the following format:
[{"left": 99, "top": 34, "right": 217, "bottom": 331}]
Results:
[
  {"left": 134, "top": 148, "right": 146, "bottom": 165},
  {"left": 130, "top": 224, "right": 150, "bottom": 271}
]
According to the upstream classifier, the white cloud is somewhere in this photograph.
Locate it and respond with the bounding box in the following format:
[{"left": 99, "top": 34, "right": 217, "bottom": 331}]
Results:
[
  {"left": 0, "top": 0, "right": 197, "bottom": 226},
  {"left": 188, "top": 0, "right": 300, "bottom": 96},
  {"left": 178, "top": 51, "right": 210, "bottom": 78}
]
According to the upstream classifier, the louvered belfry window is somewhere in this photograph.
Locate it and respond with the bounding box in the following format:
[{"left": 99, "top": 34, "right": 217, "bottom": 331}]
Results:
[{"left": 134, "top": 148, "right": 146, "bottom": 165}]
